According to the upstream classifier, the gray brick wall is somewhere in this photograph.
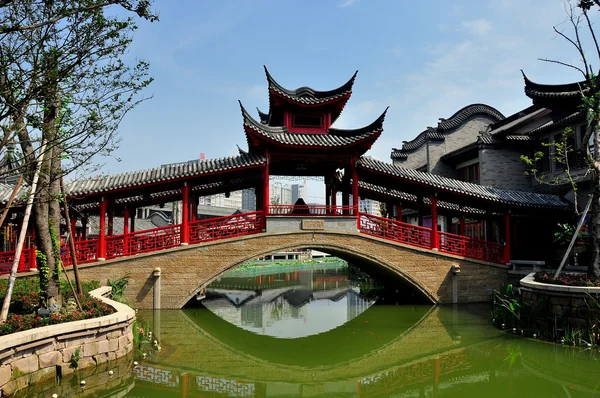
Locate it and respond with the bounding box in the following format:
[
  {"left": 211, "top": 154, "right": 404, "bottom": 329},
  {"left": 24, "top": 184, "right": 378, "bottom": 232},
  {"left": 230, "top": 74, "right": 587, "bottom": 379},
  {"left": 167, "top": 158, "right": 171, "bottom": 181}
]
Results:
[
  {"left": 479, "top": 147, "right": 531, "bottom": 190},
  {"left": 397, "top": 117, "right": 494, "bottom": 176}
]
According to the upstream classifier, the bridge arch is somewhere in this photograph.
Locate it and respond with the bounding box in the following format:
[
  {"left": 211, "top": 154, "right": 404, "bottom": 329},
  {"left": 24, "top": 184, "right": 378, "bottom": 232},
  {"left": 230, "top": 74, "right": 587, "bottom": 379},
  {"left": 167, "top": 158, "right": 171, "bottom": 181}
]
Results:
[
  {"left": 188, "top": 241, "right": 438, "bottom": 308},
  {"left": 73, "top": 231, "right": 507, "bottom": 309}
]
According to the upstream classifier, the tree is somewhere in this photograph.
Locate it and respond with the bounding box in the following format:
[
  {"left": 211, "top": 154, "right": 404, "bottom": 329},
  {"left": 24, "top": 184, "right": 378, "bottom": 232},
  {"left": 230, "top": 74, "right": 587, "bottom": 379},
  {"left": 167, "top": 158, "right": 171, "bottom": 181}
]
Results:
[
  {"left": 537, "top": 0, "right": 600, "bottom": 279},
  {"left": 0, "top": 0, "right": 153, "bottom": 312},
  {"left": 0, "top": 0, "right": 157, "bottom": 35}
]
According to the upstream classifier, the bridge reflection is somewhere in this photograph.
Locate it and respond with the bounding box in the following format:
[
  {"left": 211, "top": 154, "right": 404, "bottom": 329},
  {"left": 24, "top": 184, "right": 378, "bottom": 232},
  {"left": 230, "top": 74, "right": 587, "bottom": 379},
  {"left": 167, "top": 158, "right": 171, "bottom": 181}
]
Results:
[
  {"left": 129, "top": 306, "right": 600, "bottom": 397},
  {"left": 200, "top": 263, "right": 376, "bottom": 338}
]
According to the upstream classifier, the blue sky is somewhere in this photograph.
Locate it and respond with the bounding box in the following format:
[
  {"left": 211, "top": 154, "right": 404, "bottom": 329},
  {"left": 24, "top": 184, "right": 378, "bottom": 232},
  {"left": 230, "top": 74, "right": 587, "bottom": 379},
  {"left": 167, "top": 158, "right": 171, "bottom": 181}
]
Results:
[{"left": 96, "top": 0, "right": 596, "bottom": 200}]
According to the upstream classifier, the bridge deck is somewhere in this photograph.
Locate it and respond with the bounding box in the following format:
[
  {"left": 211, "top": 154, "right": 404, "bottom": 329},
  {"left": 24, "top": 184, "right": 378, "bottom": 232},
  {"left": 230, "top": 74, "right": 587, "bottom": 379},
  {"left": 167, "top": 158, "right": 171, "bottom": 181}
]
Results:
[{"left": 0, "top": 207, "right": 506, "bottom": 274}]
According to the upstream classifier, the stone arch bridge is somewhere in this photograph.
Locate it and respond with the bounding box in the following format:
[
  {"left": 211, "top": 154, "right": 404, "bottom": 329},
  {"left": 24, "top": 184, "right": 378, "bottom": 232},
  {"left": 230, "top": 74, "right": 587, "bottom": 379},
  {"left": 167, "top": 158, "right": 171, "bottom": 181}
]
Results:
[{"left": 70, "top": 229, "right": 507, "bottom": 309}]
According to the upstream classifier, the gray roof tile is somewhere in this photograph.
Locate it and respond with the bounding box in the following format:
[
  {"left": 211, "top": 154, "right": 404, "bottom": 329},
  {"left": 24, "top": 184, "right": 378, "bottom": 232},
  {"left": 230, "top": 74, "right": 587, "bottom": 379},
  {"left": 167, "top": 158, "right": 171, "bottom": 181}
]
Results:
[{"left": 358, "top": 157, "right": 570, "bottom": 210}]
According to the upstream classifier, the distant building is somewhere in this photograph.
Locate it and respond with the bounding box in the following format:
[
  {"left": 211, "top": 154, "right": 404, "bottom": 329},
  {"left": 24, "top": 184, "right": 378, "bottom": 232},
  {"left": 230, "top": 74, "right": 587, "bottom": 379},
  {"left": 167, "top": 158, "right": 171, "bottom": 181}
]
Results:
[
  {"left": 292, "top": 184, "right": 306, "bottom": 203},
  {"left": 242, "top": 188, "right": 256, "bottom": 211}
]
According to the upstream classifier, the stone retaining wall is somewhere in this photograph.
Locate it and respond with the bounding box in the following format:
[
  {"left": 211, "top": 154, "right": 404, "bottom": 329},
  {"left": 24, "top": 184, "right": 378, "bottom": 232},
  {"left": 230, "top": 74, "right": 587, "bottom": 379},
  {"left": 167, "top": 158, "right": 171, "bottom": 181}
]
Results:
[
  {"left": 520, "top": 274, "right": 600, "bottom": 329},
  {"left": 0, "top": 287, "right": 135, "bottom": 396}
]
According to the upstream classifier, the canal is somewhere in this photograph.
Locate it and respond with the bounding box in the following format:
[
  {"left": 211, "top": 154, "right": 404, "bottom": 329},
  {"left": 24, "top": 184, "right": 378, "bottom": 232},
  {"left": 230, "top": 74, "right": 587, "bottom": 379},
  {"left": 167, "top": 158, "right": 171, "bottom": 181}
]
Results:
[{"left": 18, "top": 259, "right": 600, "bottom": 397}]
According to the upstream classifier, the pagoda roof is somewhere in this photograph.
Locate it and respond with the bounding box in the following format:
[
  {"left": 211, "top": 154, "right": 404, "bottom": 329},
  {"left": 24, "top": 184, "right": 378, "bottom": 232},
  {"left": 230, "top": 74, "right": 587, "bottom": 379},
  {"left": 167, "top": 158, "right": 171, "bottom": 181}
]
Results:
[
  {"left": 522, "top": 71, "right": 593, "bottom": 107},
  {"left": 240, "top": 101, "right": 386, "bottom": 152},
  {"left": 391, "top": 104, "right": 504, "bottom": 160},
  {"left": 265, "top": 66, "right": 357, "bottom": 106},
  {"left": 263, "top": 66, "right": 357, "bottom": 125}
]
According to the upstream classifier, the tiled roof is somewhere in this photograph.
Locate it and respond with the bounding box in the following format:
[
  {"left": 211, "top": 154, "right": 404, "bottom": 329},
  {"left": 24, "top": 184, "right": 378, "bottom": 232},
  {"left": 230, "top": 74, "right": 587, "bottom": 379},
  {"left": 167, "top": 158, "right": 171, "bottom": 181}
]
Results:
[
  {"left": 0, "top": 183, "right": 27, "bottom": 205},
  {"left": 390, "top": 104, "right": 504, "bottom": 160},
  {"left": 437, "top": 104, "right": 505, "bottom": 131},
  {"left": 490, "top": 107, "right": 550, "bottom": 136},
  {"left": 241, "top": 102, "right": 386, "bottom": 148},
  {"left": 67, "top": 153, "right": 266, "bottom": 197},
  {"left": 527, "top": 111, "right": 585, "bottom": 135},
  {"left": 358, "top": 157, "right": 570, "bottom": 210},
  {"left": 257, "top": 108, "right": 269, "bottom": 124},
  {"left": 265, "top": 66, "right": 357, "bottom": 105},
  {"left": 359, "top": 181, "right": 486, "bottom": 215},
  {"left": 523, "top": 71, "right": 588, "bottom": 101}
]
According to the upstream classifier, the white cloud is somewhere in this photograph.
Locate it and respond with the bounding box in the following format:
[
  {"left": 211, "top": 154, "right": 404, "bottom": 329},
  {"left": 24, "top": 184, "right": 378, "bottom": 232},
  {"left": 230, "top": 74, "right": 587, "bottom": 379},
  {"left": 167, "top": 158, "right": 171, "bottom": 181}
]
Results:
[
  {"left": 337, "top": 0, "right": 359, "bottom": 8},
  {"left": 462, "top": 19, "right": 493, "bottom": 35}
]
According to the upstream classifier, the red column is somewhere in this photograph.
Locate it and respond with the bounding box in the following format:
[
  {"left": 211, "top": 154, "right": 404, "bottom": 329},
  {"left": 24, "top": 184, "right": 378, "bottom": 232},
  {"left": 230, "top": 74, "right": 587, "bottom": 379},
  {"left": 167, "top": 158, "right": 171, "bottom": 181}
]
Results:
[
  {"left": 181, "top": 183, "right": 190, "bottom": 245},
  {"left": 70, "top": 216, "right": 77, "bottom": 242},
  {"left": 123, "top": 207, "right": 129, "bottom": 255},
  {"left": 191, "top": 196, "right": 198, "bottom": 222},
  {"left": 459, "top": 216, "right": 465, "bottom": 236},
  {"left": 431, "top": 195, "right": 439, "bottom": 250},
  {"left": 504, "top": 211, "right": 511, "bottom": 264},
  {"left": 28, "top": 247, "right": 36, "bottom": 271},
  {"left": 417, "top": 196, "right": 424, "bottom": 227},
  {"left": 396, "top": 204, "right": 402, "bottom": 222},
  {"left": 263, "top": 153, "right": 270, "bottom": 216},
  {"left": 351, "top": 160, "right": 359, "bottom": 216},
  {"left": 107, "top": 201, "right": 114, "bottom": 236},
  {"left": 181, "top": 372, "right": 189, "bottom": 398},
  {"left": 98, "top": 197, "right": 107, "bottom": 260}
]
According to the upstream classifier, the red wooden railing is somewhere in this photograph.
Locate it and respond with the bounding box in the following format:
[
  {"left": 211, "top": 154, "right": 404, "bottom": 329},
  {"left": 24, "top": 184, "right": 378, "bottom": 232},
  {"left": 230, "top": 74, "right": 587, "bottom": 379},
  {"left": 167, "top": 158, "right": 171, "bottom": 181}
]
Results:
[
  {"left": 359, "top": 213, "right": 431, "bottom": 249},
  {"left": 359, "top": 213, "right": 506, "bottom": 264},
  {"left": 268, "top": 205, "right": 357, "bottom": 216},
  {"left": 189, "top": 211, "right": 263, "bottom": 244},
  {"left": 0, "top": 210, "right": 507, "bottom": 274},
  {"left": 439, "top": 231, "right": 505, "bottom": 264}
]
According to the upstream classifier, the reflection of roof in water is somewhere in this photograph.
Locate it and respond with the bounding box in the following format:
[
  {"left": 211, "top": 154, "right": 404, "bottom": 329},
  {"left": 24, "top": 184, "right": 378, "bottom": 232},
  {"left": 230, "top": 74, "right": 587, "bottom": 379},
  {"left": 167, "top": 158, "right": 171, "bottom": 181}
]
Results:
[{"left": 206, "top": 286, "right": 365, "bottom": 308}]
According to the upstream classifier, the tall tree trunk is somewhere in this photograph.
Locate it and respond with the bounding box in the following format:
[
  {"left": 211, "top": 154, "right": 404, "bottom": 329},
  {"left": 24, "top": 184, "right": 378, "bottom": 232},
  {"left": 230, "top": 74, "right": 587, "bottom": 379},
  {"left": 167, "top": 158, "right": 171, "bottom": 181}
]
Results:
[{"left": 35, "top": 67, "right": 62, "bottom": 309}]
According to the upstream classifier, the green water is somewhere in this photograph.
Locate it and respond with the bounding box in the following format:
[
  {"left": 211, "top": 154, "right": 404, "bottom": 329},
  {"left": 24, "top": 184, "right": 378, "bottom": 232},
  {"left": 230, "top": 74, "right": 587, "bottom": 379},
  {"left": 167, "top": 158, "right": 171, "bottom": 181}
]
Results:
[{"left": 19, "top": 263, "right": 600, "bottom": 397}]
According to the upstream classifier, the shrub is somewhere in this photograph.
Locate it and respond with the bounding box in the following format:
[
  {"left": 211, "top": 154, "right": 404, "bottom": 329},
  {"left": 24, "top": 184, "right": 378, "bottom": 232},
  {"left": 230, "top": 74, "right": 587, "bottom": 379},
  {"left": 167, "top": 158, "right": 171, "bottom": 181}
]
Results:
[{"left": 534, "top": 272, "right": 600, "bottom": 287}]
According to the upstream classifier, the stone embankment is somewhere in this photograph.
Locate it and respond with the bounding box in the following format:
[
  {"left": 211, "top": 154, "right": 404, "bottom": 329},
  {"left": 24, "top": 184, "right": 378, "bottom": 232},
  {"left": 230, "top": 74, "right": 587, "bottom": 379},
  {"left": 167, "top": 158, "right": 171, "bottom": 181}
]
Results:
[
  {"left": 520, "top": 274, "right": 600, "bottom": 328},
  {"left": 0, "top": 287, "right": 135, "bottom": 396}
]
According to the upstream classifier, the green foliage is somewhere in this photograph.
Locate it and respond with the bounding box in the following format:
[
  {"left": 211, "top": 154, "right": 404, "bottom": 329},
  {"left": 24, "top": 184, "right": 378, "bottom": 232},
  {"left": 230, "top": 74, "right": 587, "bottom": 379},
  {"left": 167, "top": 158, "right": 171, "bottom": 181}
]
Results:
[
  {"left": 108, "top": 275, "right": 129, "bottom": 302},
  {"left": 36, "top": 250, "right": 49, "bottom": 294},
  {"left": 553, "top": 223, "right": 582, "bottom": 246},
  {"left": 0, "top": 278, "right": 41, "bottom": 313},
  {"left": 492, "top": 283, "right": 600, "bottom": 346},
  {"left": 48, "top": 221, "right": 62, "bottom": 279},
  {"left": 0, "top": 278, "right": 113, "bottom": 336},
  {"left": 521, "top": 128, "right": 578, "bottom": 193},
  {"left": 69, "top": 347, "right": 80, "bottom": 369}
]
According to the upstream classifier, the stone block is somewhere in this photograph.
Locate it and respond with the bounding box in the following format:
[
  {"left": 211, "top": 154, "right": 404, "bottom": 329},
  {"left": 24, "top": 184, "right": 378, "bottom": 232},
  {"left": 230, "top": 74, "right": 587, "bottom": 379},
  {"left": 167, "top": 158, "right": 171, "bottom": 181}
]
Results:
[
  {"left": 98, "top": 339, "right": 109, "bottom": 354},
  {"left": 11, "top": 354, "right": 38, "bottom": 375},
  {"left": 28, "top": 366, "right": 56, "bottom": 384},
  {"left": 62, "top": 345, "right": 81, "bottom": 363},
  {"left": 0, "top": 365, "right": 11, "bottom": 386},
  {"left": 35, "top": 341, "right": 56, "bottom": 355},
  {"left": 118, "top": 335, "right": 129, "bottom": 349},
  {"left": 94, "top": 353, "right": 108, "bottom": 365},
  {"left": 1, "top": 374, "right": 29, "bottom": 396},
  {"left": 83, "top": 342, "right": 99, "bottom": 357},
  {"left": 108, "top": 338, "right": 119, "bottom": 352},
  {"left": 115, "top": 347, "right": 127, "bottom": 359},
  {"left": 39, "top": 351, "right": 62, "bottom": 368},
  {"left": 107, "top": 351, "right": 117, "bottom": 361},
  {"left": 58, "top": 362, "right": 76, "bottom": 376}
]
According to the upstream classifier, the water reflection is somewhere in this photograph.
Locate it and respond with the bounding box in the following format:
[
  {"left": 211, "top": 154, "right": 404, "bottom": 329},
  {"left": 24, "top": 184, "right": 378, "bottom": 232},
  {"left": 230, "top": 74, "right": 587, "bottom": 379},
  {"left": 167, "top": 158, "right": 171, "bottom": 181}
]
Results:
[
  {"left": 15, "top": 262, "right": 600, "bottom": 397},
  {"left": 201, "top": 262, "right": 375, "bottom": 338}
]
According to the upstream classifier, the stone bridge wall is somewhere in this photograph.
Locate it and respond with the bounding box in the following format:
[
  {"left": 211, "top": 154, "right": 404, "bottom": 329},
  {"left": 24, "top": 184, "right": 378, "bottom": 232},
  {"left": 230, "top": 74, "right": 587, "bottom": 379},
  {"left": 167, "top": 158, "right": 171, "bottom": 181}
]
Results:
[{"left": 68, "top": 231, "right": 508, "bottom": 309}]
